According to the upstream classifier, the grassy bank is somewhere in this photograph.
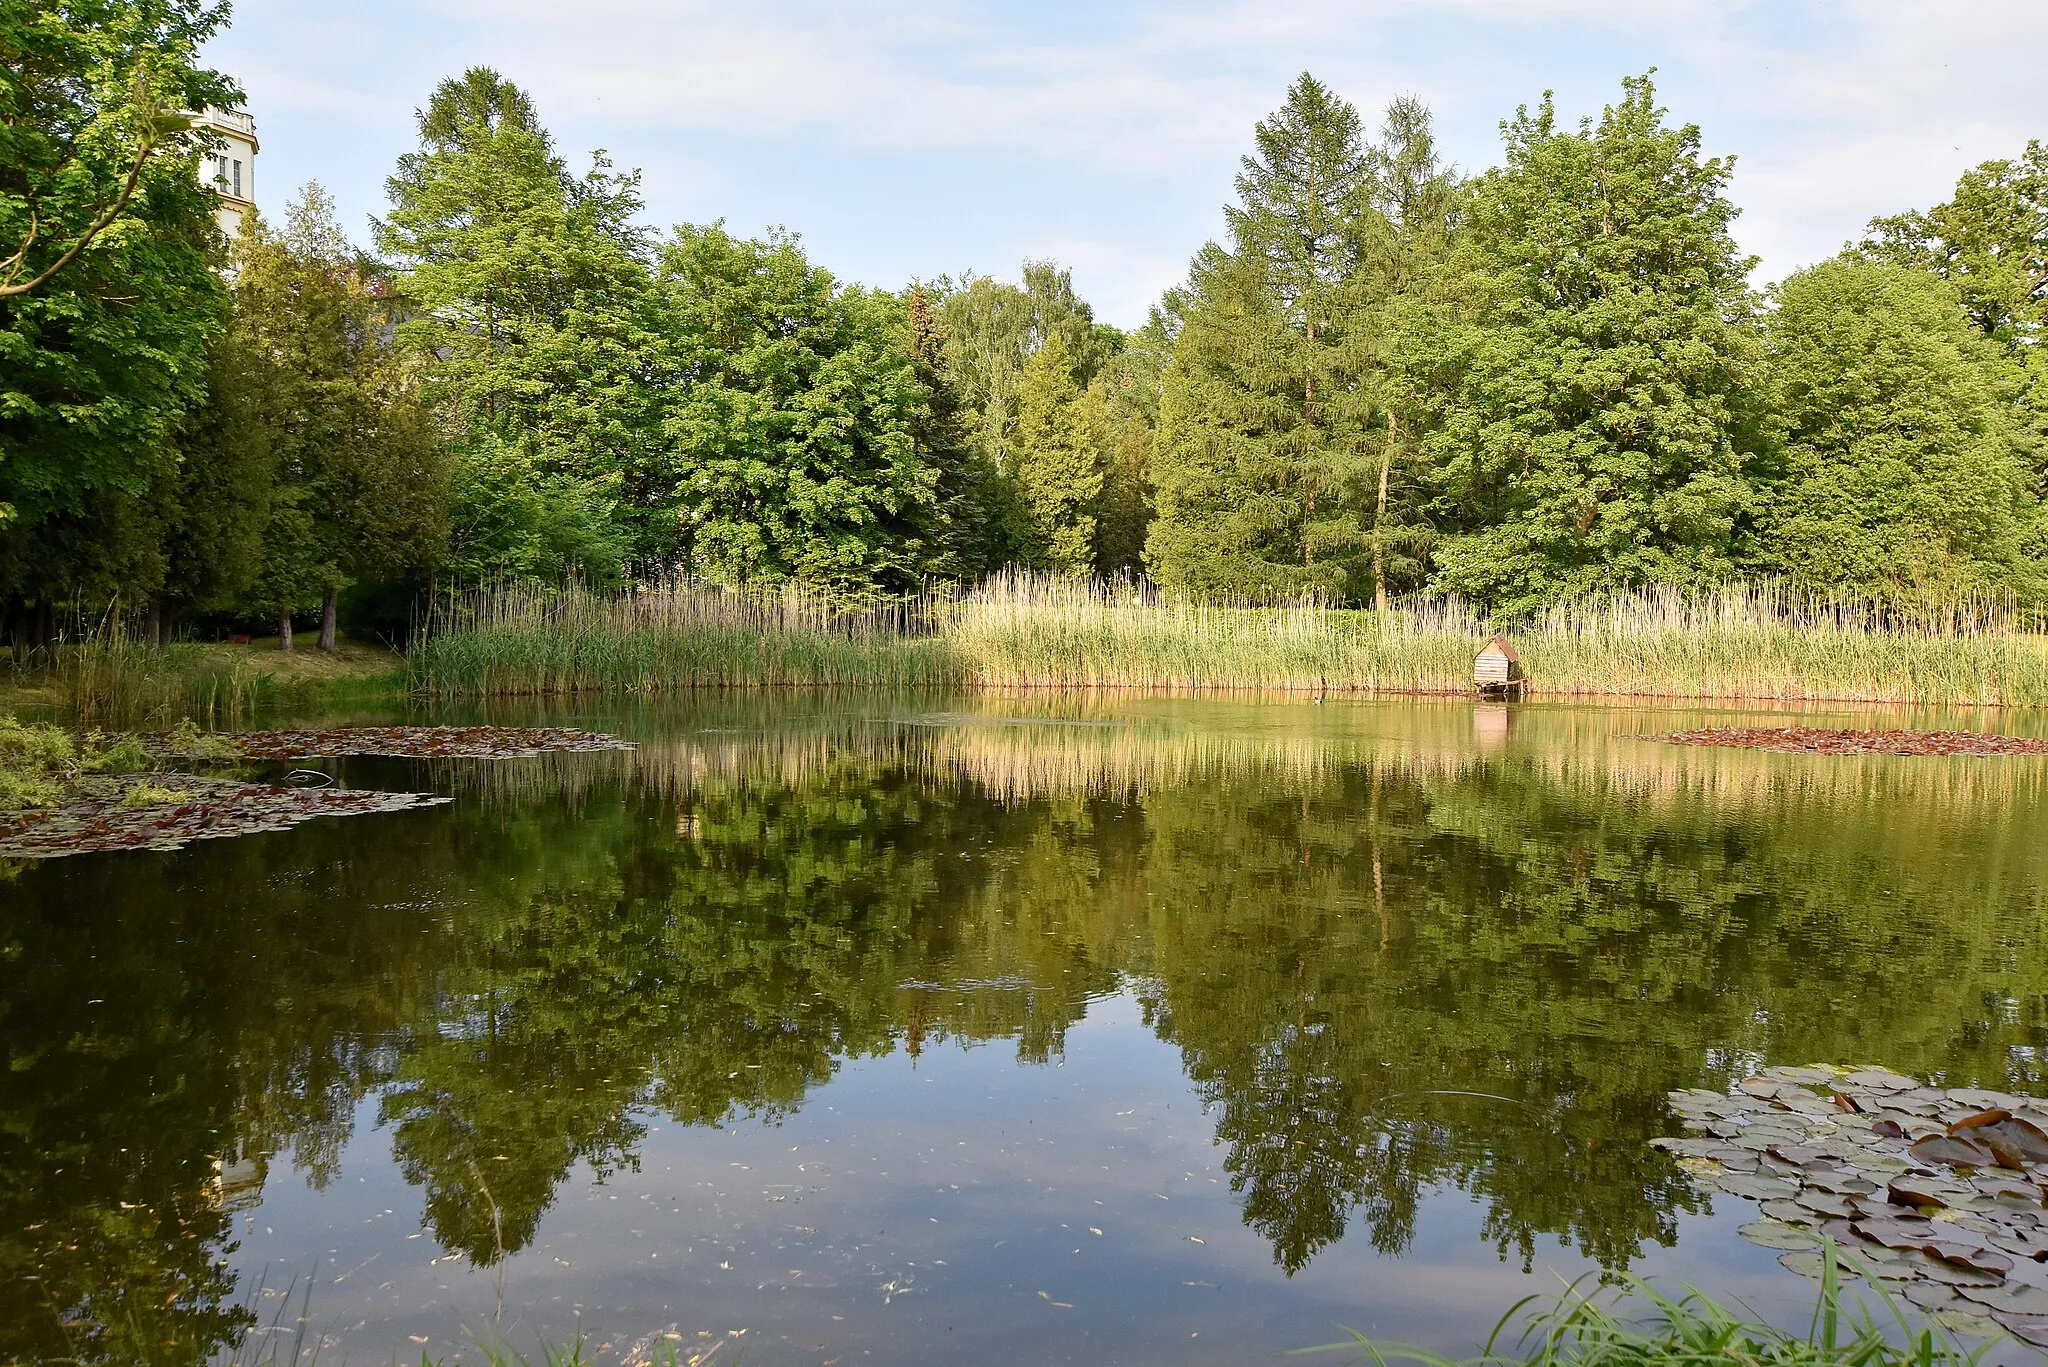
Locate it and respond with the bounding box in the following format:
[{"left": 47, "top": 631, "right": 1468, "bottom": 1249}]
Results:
[
  {"left": 2, "top": 635, "right": 407, "bottom": 726},
  {"left": 409, "top": 575, "right": 2048, "bottom": 707}
]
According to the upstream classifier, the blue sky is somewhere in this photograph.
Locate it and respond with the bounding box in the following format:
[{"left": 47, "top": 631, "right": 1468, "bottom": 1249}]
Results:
[{"left": 209, "top": 0, "right": 2048, "bottom": 327}]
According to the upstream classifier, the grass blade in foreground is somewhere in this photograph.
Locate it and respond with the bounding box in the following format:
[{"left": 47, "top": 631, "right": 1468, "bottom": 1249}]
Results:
[{"left": 1293, "top": 1244, "right": 1997, "bottom": 1366}]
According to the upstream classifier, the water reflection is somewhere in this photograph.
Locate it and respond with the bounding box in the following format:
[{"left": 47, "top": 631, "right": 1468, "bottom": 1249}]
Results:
[{"left": 5, "top": 697, "right": 2048, "bottom": 1361}]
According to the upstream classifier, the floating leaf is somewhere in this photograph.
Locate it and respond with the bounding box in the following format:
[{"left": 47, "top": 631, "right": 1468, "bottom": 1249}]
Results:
[
  {"left": 1761, "top": 1200, "right": 1816, "bottom": 1226},
  {"left": 1740, "top": 1220, "right": 1821, "bottom": 1251},
  {"left": 1779, "top": 1251, "right": 1858, "bottom": 1281},
  {"left": 1911, "top": 1135, "right": 2000, "bottom": 1170},
  {"left": 1933, "top": 1310, "right": 2004, "bottom": 1338},
  {"left": 1960, "top": 1281, "right": 2048, "bottom": 1315},
  {"left": 1720, "top": 1174, "right": 1800, "bottom": 1201},
  {"left": 1902, "top": 1281, "right": 1965, "bottom": 1312},
  {"left": 1994, "top": 1312, "right": 2048, "bottom": 1347}
]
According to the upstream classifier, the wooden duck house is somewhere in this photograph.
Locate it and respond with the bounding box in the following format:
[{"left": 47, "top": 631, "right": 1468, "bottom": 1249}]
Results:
[{"left": 1475, "top": 634, "right": 1523, "bottom": 697}]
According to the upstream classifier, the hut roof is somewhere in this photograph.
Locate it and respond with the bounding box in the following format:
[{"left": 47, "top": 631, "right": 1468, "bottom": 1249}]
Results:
[{"left": 1478, "top": 634, "right": 1520, "bottom": 663}]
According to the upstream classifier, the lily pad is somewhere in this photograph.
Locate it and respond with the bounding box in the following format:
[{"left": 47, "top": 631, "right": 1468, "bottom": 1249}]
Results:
[
  {"left": 1933, "top": 1310, "right": 2004, "bottom": 1339},
  {"left": 230, "top": 725, "right": 637, "bottom": 760},
  {"left": 1740, "top": 1220, "right": 1821, "bottom": 1251},
  {"left": 1721, "top": 1174, "right": 1800, "bottom": 1201},
  {"left": 1902, "top": 1281, "right": 1965, "bottom": 1312},
  {"left": 1993, "top": 1312, "right": 2048, "bottom": 1347},
  {"left": 1779, "top": 1250, "right": 1859, "bottom": 1281},
  {"left": 1960, "top": 1281, "right": 2048, "bottom": 1315}
]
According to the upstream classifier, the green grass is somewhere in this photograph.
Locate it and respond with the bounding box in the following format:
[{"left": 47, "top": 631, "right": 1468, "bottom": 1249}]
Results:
[
  {"left": 3, "top": 631, "right": 408, "bottom": 727},
  {"left": 409, "top": 574, "right": 2048, "bottom": 707},
  {"left": 1299, "top": 1245, "right": 1992, "bottom": 1367}
]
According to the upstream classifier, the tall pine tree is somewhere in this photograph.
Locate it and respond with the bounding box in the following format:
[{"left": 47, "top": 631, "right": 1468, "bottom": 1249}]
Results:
[{"left": 1149, "top": 74, "right": 1377, "bottom": 598}]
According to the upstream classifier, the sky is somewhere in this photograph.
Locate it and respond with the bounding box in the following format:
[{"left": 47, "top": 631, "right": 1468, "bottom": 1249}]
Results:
[{"left": 207, "top": 0, "right": 2048, "bottom": 328}]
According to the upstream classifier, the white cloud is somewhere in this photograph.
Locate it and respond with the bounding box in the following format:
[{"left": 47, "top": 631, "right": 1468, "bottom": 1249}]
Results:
[{"left": 209, "top": 0, "right": 2048, "bottom": 321}]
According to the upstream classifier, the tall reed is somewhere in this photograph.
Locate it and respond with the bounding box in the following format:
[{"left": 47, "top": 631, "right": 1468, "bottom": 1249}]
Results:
[{"left": 407, "top": 573, "right": 2048, "bottom": 707}]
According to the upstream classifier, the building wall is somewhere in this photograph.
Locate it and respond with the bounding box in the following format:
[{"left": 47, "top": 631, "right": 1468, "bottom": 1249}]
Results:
[{"left": 195, "top": 107, "right": 258, "bottom": 241}]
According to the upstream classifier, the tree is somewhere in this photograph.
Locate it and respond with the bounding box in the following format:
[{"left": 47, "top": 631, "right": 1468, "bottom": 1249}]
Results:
[
  {"left": 935, "top": 261, "right": 1111, "bottom": 477},
  {"left": 0, "top": 0, "right": 230, "bottom": 299},
  {"left": 1750, "top": 261, "right": 2042, "bottom": 604},
  {"left": 1148, "top": 74, "right": 1379, "bottom": 599},
  {"left": 1400, "top": 75, "right": 1767, "bottom": 615},
  {"left": 235, "top": 187, "right": 448, "bottom": 649},
  {"left": 1363, "top": 96, "right": 1461, "bottom": 609},
  {"left": 1008, "top": 333, "right": 1105, "bottom": 574},
  {"left": 905, "top": 285, "right": 1004, "bottom": 579},
  {"left": 657, "top": 225, "right": 940, "bottom": 592},
  {"left": 152, "top": 329, "right": 276, "bottom": 642},
  {"left": 1858, "top": 141, "right": 2048, "bottom": 474},
  {"left": 0, "top": 0, "right": 233, "bottom": 629},
  {"left": 376, "top": 68, "right": 654, "bottom": 581}
]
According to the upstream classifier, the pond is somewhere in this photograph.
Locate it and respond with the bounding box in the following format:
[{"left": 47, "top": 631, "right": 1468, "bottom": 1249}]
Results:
[{"left": 5, "top": 694, "right": 2048, "bottom": 1365}]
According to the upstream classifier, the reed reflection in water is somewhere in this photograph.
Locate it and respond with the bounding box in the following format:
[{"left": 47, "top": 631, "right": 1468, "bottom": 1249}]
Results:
[{"left": 3, "top": 696, "right": 2048, "bottom": 1364}]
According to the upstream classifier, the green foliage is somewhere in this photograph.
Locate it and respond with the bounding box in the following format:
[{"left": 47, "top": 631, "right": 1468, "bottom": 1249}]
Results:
[
  {"left": 1151, "top": 74, "right": 1381, "bottom": 599},
  {"left": 1304, "top": 1249, "right": 1985, "bottom": 1366},
  {"left": 376, "top": 67, "right": 654, "bottom": 580},
  {"left": 656, "top": 225, "right": 942, "bottom": 591},
  {"left": 1009, "top": 333, "right": 1105, "bottom": 574},
  {"left": 1401, "top": 75, "right": 1767, "bottom": 616},
  {"left": 234, "top": 185, "right": 449, "bottom": 623},
  {"left": 0, "top": 0, "right": 235, "bottom": 605},
  {"left": 1859, "top": 140, "right": 2048, "bottom": 487},
  {"left": 1753, "top": 261, "right": 2043, "bottom": 604},
  {"left": 0, "top": 714, "right": 72, "bottom": 807},
  {"left": 935, "top": 260, "right": 1111, "bottom": 473}
]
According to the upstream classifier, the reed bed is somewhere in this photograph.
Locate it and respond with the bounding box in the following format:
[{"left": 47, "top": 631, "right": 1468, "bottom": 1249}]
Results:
[
  {"left": 410, "top": 578, "right": 957, "bottom": 696},
  {"left": 408, "top": 574, "right": 2048, "bottom": 707}
]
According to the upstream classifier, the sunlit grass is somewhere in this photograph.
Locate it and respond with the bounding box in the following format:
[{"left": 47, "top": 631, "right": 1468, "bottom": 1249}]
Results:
[{"left": 409, "top": 574, "right": 2048, "bottom": 707}]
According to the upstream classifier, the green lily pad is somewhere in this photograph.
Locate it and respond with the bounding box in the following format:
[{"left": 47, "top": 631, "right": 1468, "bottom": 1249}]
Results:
[
  {"left": 1740, "top": 1220, "right": 1821, "bottom": 1251},
  {"left": 1779, "top": 1250, "right": 1859, "bottom": 1281}
]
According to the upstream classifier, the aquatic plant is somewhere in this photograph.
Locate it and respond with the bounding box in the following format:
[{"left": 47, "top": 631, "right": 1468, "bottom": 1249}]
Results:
[
  {"left": 1300, "top": 1246, "right": 1991, "bottom": 1366},
  {"left": 409, "top": 573, "right": 2048, "bottom": 706}
]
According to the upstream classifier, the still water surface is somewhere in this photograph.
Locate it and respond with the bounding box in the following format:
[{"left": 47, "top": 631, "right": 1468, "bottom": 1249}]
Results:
[{"left": 6, "top": 695, "right": 2048, "bottom": 1365}]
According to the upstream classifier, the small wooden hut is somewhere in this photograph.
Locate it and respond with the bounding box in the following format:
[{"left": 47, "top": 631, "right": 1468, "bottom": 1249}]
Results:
[{"left": 1474, "top": 634, "right": 1523, "bottom": 697}]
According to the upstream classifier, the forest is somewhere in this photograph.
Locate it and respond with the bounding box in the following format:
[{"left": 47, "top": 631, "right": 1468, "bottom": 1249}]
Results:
[{"left": 6, "top": 0, "right": 2048, "bottom": 658}]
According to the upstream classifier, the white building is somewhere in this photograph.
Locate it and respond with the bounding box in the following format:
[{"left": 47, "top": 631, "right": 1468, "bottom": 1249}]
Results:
[{"left": 195, "top": 107, "right": 258, "bottom": 239}]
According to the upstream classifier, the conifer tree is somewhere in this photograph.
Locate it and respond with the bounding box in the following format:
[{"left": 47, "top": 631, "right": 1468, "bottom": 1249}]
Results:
[
  {"left": 236, "top": 188, "right": 448, "bottom": 649},
  {"left": 1009, "top": 334, "right": 1105, "bottom": 575},
  {"left": 905, "top": 287, "right": 984, "bottom": 577},
  {"left": 1149, "top": 74, "right": 1378, "bottom": 598}
]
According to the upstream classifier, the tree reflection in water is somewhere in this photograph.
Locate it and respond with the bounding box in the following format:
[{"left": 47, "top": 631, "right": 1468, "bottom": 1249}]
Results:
[{"left": 5, "top": 698, "right": 2048, "bottom": 1360}]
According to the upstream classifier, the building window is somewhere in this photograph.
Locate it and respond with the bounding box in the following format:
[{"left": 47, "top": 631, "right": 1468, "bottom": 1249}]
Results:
[
  {"left": 232, "top": 159, "right": 242, "bottom": 197},
  {"left": 215, "top": 154, "right": 229, "bottom": 187}
]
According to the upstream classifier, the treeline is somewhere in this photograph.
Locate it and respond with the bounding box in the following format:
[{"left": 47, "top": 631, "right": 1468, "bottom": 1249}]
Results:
[{"left": 6, "top": 1, "right": 2048, "bottom": 655}]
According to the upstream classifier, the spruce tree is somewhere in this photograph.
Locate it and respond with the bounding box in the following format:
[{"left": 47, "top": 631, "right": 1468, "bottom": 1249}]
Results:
[
  {"left": 1009, "top": 334, "right": 1105, "bottom": 575},
  {"left": 1149, "top": 74, "right": 1377, "bottom": 598},
  {"left": 1363, "top": 96, "right": 1461, "bottom": 609}
]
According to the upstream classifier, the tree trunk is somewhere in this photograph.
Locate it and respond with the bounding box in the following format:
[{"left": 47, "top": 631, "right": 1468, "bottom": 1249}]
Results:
[
  {"left": 146, "top": 598, "right": 164, "bottom": 650},
  {"left": 1374, "top": 411, "right": 1395, "bottom": 614},
  {"left": 319, "top": 588, "right": 338, "bottom": 653},
  {"left": 278, "top": 609, "right": 293, "bottom": 653}
]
